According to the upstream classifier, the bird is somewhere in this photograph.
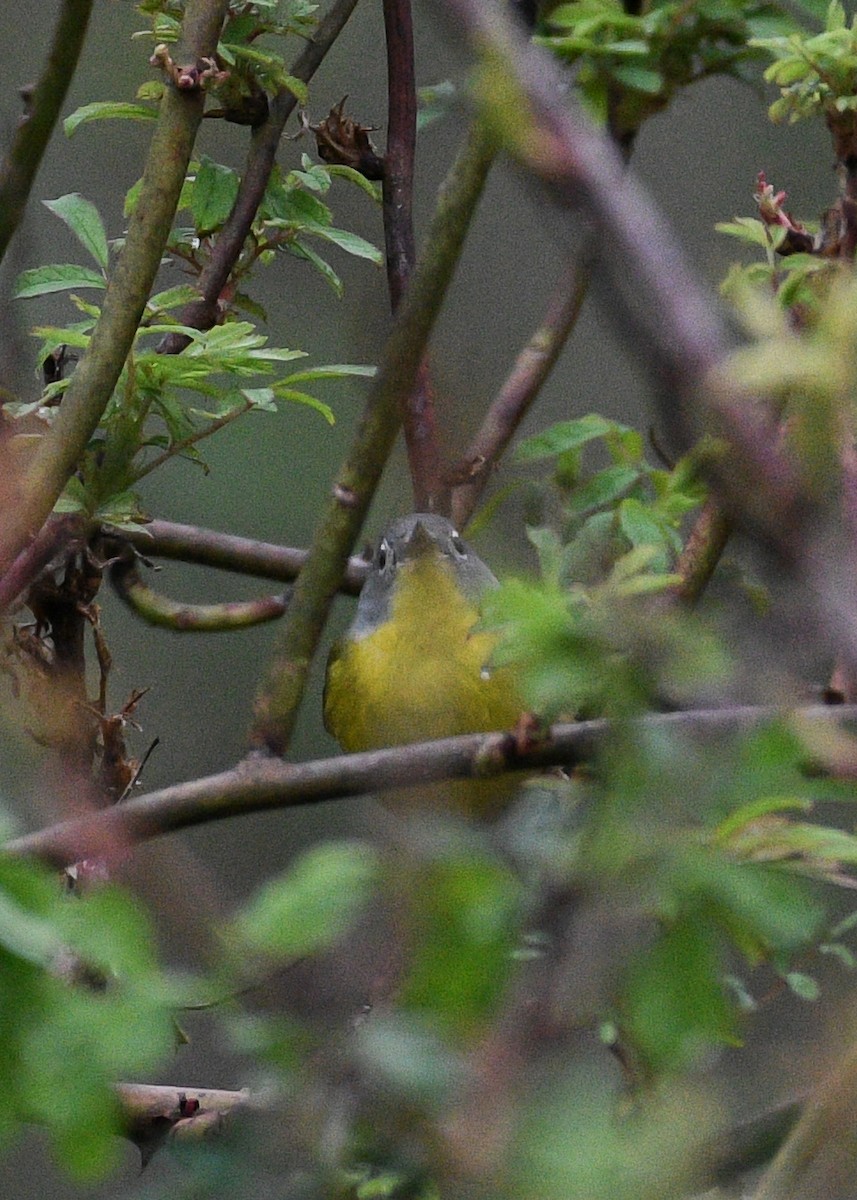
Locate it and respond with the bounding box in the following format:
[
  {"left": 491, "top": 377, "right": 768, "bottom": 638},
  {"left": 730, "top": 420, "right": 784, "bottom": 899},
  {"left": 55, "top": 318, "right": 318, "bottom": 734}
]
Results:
[{"left": 324, "top": 513, "right": 523, "bottom": 814}]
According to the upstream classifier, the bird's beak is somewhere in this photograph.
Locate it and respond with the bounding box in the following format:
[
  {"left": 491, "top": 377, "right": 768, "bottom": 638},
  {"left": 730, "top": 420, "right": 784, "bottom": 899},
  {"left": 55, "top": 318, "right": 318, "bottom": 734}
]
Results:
[{"left": 403, "top": 520, "right": 436, "bottom": 560}]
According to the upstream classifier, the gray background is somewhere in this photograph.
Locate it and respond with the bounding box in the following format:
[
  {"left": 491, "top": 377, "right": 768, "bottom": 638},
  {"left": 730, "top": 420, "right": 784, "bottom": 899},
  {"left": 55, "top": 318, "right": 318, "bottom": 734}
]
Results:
[{"left": 0, "top": 0, "right": 836, "bottom": 1194}]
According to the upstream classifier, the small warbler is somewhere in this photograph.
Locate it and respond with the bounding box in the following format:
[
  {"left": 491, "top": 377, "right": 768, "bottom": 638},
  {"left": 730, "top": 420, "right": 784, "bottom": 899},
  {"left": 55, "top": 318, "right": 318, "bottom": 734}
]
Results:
[{"left": 324, "top": 513, "right": 522, "bottom": 813}]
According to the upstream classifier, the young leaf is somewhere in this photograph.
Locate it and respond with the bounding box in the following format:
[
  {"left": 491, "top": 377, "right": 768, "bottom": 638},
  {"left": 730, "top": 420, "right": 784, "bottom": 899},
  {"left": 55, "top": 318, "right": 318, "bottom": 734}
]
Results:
[
  {"left": 44, "top": 194, "right": 109, "bottom": 271},
  {"left": 14, "top": 264, "right": 105, "bottom": 299},
  {"left": 64, "top": 102, "right": 157, "bottom": 138},
  {"left": 191, "top": 157, "right": 240, "bottom": 234}
]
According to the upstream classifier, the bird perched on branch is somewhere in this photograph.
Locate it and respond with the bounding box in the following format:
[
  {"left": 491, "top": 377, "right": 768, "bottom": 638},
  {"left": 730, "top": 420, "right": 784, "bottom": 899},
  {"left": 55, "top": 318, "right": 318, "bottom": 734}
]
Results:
[{"left": 324, "top": 513, "right": 523, "bottom": 814}]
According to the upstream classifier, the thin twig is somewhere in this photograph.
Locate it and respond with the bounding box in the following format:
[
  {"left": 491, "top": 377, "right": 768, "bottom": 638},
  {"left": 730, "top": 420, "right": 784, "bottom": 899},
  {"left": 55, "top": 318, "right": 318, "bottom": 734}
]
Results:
[
  {"left": 0, "top": 0, "right": 94, "bottom": 266},
  {"left": 382, "top": 0, "right": 446, "bottom": 511},
  {"left": 131, "top": 400, "right": 251, "bottom": 482},
  {"left": 120, "top": 519, "right": 368, "bottom": 593},
  {"left": 0, "top": 0, "right": 230, "bottom": 588},
  {"left": 110, "top": 556, "right": 287, "bottom": 630},
  {"left": 159, "top": 0, "right": 361, "bottom": 355},
  {"left": 9, "top": 705, "right": 857, "bottom": 868},
  {"left": 250, "top": 118, "right": 497, "bottom": 755},
  {"left": 450, "top": 247, "right": 595, "bottom": 529}
]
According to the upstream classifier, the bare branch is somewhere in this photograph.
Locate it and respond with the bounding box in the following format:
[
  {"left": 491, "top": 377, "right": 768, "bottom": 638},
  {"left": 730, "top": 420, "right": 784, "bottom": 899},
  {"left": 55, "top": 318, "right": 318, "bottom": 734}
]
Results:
[
  {"left": 450, "top": 248, "right": 594, "bottom": 529},
  {"left": 120, "top": 519, "right": 368, "bottom": 594},
  {"left": 382, "top": 0, "right": 446, "bottom": 512},
  {"left": 10, "top": 705, "right": 857, "bottom": 868}
]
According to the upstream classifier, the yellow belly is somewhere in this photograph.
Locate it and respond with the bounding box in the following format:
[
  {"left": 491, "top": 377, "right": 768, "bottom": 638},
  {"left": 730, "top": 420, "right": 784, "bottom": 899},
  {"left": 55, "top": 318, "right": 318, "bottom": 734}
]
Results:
[{"left": 324, "top": 557, "right": 521, "bottom": 813}]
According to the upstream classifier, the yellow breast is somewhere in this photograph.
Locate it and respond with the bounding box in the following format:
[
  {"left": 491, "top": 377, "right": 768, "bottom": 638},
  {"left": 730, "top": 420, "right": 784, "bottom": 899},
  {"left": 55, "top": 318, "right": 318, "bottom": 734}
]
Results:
[{"left": 324, "top": 556, "right": 521, "bottom": 812}]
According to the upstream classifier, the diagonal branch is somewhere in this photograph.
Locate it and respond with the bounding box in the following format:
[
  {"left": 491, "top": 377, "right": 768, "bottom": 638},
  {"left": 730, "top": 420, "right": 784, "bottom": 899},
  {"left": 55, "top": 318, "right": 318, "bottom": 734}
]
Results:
[
  {"left": 0, "top": 0, "right": 230, "bottom": 589},
  {"left": 438, "top": 0, "right": 857, "bottom": 679},
  {"left": 10, "top": 705, "right": 857, "bottom": 868},
  {"left": 0, "top": 0, "right": 94, "bottom": 266}
]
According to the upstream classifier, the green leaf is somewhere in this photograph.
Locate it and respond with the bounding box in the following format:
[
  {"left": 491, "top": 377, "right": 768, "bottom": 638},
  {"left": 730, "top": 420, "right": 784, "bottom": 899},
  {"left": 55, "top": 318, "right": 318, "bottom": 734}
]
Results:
[
  {"left": 611, "top": 64, "right": 665, "bottom": 93},
  {"left": 54, "top": 475, "right": 89, "bottom": 515},
  {"left": 785, "top": 970, "right": 820, "bottom": 1000},
  {"left": 44, "top": 194, "right": 109, "bottom": 270},
  {"left": 63, "top": 102, "right": 157, "bottom": 138},
  {"left": 234, "top": 842, "right": 378, "bottom": 960},
  {"left": 290, "top": 240, "right": 344, "bottom": 296},
  {"left": 402, "top": 854, "right": 522, "bottom": 1039},
  {"left": 307, "top": 224, "right": 383, "bottom": 263},
  {"left": 516, "top": 414, "right": 616, "bottom": 461},
  {"left": 280, "top": 363, "right": 376, "bottom": 384},
  {"left": 191, "top": 157, "right": 240, "bottom": 234},
  {"left": 567, "top": 465, "right": 641, "bottom": 514},
  {"left": 622, "top": 913, "right": 738, "bottom": 1073},
  {"left": 273, "top": 387, "right": 335, "bottom": 424},
  {"left": 326, "top": 164, "right": 383, "bottom": 202},
  {"left": 14, "top": 263, "right": 106, "bottom": 299}
]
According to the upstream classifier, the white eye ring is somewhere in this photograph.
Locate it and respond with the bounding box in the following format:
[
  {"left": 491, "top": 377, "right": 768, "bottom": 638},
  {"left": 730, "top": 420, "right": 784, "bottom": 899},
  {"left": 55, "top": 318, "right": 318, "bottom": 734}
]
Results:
[
  {"left": 450, "top": 532, "right": 467, "bottom": 559},
  {"left": 377, "top": 538, "right": 391, "bottom": 571}
]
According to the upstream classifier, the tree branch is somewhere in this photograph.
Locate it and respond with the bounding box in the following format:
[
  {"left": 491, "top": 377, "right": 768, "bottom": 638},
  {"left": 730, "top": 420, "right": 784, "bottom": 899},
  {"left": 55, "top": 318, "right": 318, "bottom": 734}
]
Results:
[
  {"left": 9, "top": 705, "right": 857, "bottom": 868},
  {"left": 250, "top": 117, "right": 497, "bottom": 755},
  {"left": 158, "top": 0, "right": 361, "bottom": 355},
  {"left": 120, "top": 519, "right": 368, "bottom": 594},
  {"left": 0, "top": 0, "right": 230, "bottom": 588},
  {"left": 110, "top": 555, "right": 287, "bottom": 631},
  {"left": 0, "top": 0, "right": 94, "bottom": 266}
]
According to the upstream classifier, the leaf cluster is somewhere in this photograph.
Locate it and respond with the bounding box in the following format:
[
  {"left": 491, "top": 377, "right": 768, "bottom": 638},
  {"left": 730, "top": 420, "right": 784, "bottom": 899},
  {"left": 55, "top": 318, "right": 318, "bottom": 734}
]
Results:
[
  {"left": 538, "top": 0, "right": 801, "bottom": 137},
  {"left": 752, "top": 0, "right": 857, "bottom": 124}
]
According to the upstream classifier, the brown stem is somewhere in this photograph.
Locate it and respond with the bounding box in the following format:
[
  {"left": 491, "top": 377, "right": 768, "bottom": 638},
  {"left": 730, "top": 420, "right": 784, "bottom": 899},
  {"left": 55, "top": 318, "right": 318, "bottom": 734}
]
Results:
[
  {"left": 450, "top": 248, "right": 594, "bottom": 529},
  {"left": 10, "top": 704, "right": 856, "bottom": 868},
  {"left": 158, "top": 0, "right": 361, "bottom": 355},
  {"left": 382, "top": 0, "right": 446, "bottom": 512},
  {"left": 120, "top": 519, "right": 368, "bottom": 594},
  {"left": 131, "top": 401, "right": 251, "bottom": 482},
  {"left": 0, "top": 0, "right": 94, "bottom": 266}
]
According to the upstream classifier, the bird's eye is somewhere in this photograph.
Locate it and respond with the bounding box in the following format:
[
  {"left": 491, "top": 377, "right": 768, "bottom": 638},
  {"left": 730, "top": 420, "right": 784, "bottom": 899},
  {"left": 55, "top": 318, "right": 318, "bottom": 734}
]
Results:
[
  {"left": 450, "top": 532, "right": 467, "bottom": 559},
  {"left": 377, "top": 538, "right": 391, "bottom": 571}
]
